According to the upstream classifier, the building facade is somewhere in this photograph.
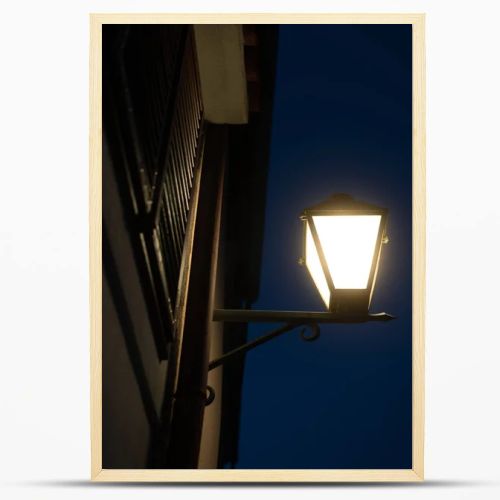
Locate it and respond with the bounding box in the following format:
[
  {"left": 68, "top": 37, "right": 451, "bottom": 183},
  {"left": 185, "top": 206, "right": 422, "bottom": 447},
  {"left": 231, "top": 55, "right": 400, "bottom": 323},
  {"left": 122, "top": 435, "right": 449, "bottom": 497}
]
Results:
[{"left": 102, "top": 24, "right": 277, "bottom": 468}]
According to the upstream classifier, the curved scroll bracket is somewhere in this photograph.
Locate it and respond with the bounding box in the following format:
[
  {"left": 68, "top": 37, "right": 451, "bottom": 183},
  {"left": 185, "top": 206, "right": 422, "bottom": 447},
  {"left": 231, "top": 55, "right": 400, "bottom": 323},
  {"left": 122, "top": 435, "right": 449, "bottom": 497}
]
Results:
[
  {"left": 300, "top": 323, "right": 321, "bottom": 342},
  {"left": 205, "top": 385, "right": 215, "bottom": 406}
]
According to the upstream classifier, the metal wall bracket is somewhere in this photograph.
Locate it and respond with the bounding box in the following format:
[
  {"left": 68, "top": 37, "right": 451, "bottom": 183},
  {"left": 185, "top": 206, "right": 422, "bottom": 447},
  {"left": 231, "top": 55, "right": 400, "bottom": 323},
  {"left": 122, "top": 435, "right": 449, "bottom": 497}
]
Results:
[{"left": 204, "top": 308, "right": 395, "bottom": 405}]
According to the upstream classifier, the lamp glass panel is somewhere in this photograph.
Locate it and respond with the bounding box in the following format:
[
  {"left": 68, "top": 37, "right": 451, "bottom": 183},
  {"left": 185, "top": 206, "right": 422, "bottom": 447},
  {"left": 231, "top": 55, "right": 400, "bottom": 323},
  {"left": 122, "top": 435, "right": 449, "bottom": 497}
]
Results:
[
  {"left": 312, "top": 215, "right": 381, "bottom": 289},
  {"left": 305, "top": 221, "right": 330, "bottom": 308}
]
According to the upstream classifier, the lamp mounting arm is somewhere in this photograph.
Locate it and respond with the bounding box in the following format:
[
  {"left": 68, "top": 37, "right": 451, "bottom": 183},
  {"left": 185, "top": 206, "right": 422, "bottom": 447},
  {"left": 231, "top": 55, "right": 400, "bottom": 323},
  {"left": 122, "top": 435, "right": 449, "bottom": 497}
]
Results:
[
  {"left": 208, "top": 308, "right": 395, "bottom": 371},
  {"left": 204, "top": 308, "right": 395, "bottom": 406}
]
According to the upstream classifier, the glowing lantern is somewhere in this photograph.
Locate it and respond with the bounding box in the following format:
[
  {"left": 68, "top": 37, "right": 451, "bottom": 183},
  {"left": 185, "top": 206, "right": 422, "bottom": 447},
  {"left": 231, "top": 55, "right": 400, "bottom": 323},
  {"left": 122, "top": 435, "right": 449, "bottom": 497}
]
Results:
[{"left": 300, "top": 194, "right": 388, "bottom": 314}]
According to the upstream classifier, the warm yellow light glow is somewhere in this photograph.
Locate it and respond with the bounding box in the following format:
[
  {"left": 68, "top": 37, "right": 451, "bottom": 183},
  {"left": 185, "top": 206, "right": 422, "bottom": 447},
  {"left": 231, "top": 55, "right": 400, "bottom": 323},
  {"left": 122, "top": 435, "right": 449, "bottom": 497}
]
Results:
[
  {"left": 305, "top": 222, "right": 330, "bottom": 308},
  {"left": 313, "top": 215, "right": 381, "bottom": 289}
]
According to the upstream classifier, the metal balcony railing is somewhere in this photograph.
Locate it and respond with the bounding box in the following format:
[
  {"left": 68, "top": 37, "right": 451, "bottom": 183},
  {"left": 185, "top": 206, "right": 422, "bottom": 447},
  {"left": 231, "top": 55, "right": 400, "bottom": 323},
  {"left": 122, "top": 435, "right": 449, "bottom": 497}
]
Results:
[{"left": 104, "top": 25, "right": 204, "bottom": 358}]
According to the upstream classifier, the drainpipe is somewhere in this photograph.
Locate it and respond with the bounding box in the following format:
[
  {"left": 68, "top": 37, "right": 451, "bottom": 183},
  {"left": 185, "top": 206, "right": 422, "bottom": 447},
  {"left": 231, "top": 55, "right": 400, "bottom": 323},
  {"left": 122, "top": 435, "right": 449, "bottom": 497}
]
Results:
[{"left": 166, "top": 124, "right": 226, "bottom": 467}]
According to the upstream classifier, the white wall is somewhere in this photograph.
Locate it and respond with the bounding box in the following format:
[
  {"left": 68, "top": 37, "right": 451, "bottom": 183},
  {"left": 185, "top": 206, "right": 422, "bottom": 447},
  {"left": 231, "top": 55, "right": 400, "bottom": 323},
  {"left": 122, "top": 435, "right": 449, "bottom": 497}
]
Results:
[
  {"left": 1, "top": 1, "right": 500, "bottom": 499},
  {"left": 101, "top": 135, "right": 169, "bottom": 468}
]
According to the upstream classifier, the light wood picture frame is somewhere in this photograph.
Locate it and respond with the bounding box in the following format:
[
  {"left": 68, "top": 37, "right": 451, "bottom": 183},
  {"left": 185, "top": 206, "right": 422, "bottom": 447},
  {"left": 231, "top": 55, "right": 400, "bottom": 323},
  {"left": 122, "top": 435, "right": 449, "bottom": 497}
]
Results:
[{"left": 90, "top": 13, "right": 425, "bottom": 482}]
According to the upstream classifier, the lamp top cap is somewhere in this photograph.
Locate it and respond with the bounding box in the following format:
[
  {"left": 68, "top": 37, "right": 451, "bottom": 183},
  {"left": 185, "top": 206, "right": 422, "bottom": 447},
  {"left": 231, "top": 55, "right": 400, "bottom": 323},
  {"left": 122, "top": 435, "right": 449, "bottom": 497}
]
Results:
[{"left": 301, "top": 193, "right": 387, "bottom": 215}]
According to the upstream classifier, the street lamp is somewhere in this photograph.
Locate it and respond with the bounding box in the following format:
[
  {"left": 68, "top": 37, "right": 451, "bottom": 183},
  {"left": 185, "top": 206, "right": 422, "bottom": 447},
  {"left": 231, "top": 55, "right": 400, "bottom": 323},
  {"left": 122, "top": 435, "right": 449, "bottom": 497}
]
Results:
[
  {"left": 207, "top": 193, "right": 393, "bottom": 404},
  {"left": 300, "top": 193, "right": 388, "bottom": 314}
]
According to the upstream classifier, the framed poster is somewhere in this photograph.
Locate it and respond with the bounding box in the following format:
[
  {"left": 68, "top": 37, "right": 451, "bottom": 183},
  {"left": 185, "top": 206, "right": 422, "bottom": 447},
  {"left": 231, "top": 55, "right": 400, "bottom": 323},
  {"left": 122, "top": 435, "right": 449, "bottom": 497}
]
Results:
[{"left": 90, "top": 13, "right": 425, "bottom": 482}]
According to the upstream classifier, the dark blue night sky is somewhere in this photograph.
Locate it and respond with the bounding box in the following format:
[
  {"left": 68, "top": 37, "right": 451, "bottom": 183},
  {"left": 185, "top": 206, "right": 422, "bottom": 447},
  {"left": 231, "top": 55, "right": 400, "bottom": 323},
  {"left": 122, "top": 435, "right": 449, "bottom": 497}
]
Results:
[{"left": 235, "top": 24, "right": 412, "bottom": 469}]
